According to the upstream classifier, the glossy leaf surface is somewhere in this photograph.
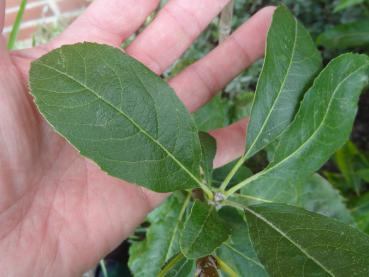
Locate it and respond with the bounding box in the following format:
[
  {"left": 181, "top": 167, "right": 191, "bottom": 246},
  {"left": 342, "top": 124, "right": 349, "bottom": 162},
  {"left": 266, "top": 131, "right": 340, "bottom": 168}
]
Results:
[
  {"left": 245, "top": 5, "right": 321, "bottom": 158},
  {"left": 245, "top": 203, "right": 369, "bottom": 276},
  {"left": 29, "top": 42, "right": 202, "bottom": 192}
]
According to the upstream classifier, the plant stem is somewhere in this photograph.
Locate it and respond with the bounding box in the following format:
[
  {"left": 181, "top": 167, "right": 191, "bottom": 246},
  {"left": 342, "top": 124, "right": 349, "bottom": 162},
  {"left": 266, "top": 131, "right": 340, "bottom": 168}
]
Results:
[
  {"left": 218, "top": 0, "right": 234, "bottom": 44},
  {"left": 222, "top": 199, "right": 245, "bottom": 210},
  {"left": 199, "top": 181, "right": 214, "bottom": 200},
  {"left": 224, "top": 170, "right": 264, "bottom": 197},
  {"left": 158, "top": 253, "right": 184, "bottom": 277},
  {"left": 7, "top": 0, "right": 27, "bottom": 49},
  {"left": 215, "top": 256, "right": 239, "bottom": 277},
  {"left": 99, "top": 259, "right": 109, "bottom": 277},
  {"left": 219, "top": 155, "right": 246, "bottom": 192}
]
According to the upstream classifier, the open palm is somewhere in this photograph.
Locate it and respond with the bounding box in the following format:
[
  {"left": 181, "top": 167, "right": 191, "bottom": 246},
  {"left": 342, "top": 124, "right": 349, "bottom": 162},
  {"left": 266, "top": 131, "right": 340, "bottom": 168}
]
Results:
[{"left": 0, "top": 1, "right": 274, "bottom": 276}]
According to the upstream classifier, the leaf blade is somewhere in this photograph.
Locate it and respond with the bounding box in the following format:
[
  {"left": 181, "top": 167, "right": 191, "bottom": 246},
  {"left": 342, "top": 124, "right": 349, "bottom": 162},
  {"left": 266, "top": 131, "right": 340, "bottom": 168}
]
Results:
[
  {"left": 180, "top": 201, "right": 231, "bottom": 259},
  {"left": 129, "top": 193, "right": 190, "bottom": 277},
  {"left": 245, "top": 5, "right": 322, "bottom": 158},
  {"left": 199, "top": 132, "right": 216, "bottom": 185},
  {"left": 217, "top": 208, "right": 268, "bottom": 277},
  {"left": 244, "top": 203, "right": 369, "bottom": 276},
  {"left": 317, "top": 20, "right": 369, "bottom": 49},
  {"left": 236, "top": 174, "right": 353, "bottom": 223},
  {"left": 228, "top": 53, "right": 369, "bottom": 196},
  {"left": 29, "top": 42, "right": 202, "bottom": 192}
]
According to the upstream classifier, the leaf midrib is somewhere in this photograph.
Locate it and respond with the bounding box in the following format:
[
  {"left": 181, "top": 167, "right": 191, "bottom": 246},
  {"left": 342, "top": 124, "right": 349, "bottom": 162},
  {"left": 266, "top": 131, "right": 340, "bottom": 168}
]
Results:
[
  {"left": 35, "top": 61, "right": 202, "bottom": 187},
  {"left": 165, "top": 194, "right": 191, "bottom": 262},
  {"left": 245, "top": 16, "right": 299, "bottom": 158},
  {"left": 245, "top": 207, "right": 335, "bottom": 276},
  {"left": 238, "top": 61, "right": 368, "bottom": 189},
  {"left": 223, "top": 242, "right": 265, "bottom": 269}
]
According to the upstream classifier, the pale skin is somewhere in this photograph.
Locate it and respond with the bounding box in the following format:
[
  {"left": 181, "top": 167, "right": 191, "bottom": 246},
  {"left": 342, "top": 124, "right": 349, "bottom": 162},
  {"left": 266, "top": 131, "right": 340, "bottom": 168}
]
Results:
[{"left": 0, "top": 1, "right": 274, "bottom": 276}]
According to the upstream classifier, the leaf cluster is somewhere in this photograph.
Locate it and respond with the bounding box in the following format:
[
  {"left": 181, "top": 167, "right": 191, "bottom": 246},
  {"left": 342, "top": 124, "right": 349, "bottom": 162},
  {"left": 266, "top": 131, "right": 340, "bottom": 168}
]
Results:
[{"left": 29, "top": 6, "right": 369, "bottom": 277}]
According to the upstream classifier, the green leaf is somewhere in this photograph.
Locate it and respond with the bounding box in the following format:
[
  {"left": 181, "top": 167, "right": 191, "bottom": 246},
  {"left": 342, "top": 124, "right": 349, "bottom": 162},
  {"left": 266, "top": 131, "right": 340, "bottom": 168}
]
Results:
[
  {"left": 244, "top": 203, "right": 369, "bottom": 276},
  {"left": 129, "top": 193, "right": 190, "bottom": 277},
  {"left": 334, "top": 0, "right": 365, "bottom": 12},
  {"left": 235, "top": 174, "right": 353, "bottom": 223},
  {"left": 213, "top": 161, "right": 252, "bottom": 187},
  {"left": 270, "top": 53, "right": 369, "bottom": 178},
  {"left": 180, "top": 200, "right": 231, "bottom": 259},
  {"left": 317, "top": 20, "right": 369, "bottom": 49},
  {"left": 29, "top": 42, "right": 202, "bottom": 192},
  {"left": 199, "top": 132, "right": 216, "bottom": 185},
  {"left": 335, "top": 141, "right": 365, "bottom": 193},
  {"left": 158, "top": 253, "right": 195, "bottom": 277},
  {"left": 245, "top": 5, "right": 322, "bottom": 159},
  {"left": 228, "top": 54, "right": 369, "bottom": 196},
  {"left": 357, "top": 169, "right": 369, "bottom": 183},
  {"left": 193, "top": 95, "right": 229, "bottom": 132},
  {"left": 358, "top": 169, "right": 369, "bottom": 183},
  {"left": 349, "top": 191, "right": 369, "bottom": 234},
  {"left": 217, "top": 208, "right": 268, "bottom": 277}
]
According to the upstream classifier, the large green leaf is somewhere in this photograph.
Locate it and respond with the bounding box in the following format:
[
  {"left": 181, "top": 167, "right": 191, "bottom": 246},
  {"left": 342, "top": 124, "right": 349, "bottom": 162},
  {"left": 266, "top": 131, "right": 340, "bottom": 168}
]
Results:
[
  {"left": 245, "top": 5, "right": 321, "bottom": 159},
  {"left": 29, "top": 42, "right": 202, "bottom": 192},
  {"left": 129, "top": 193, "right": 190, "bottom": 277},
  {"left": 317, "top": 20, "right": 369, "bottom": 49},
  {"left": 244, "top": 203, "right": 369, "bottom": 276},
  {"left": 234, "top": 174, "right": 353, "bottom": 223},
  {"left": 180, "top": 200, "right": 231, "bottom": 259},
  {"left": 228, "top": 54, "right": 369, "bottom": 196},
  {"left": 217, "top": 208, "right": 268, "bottom": 277}
]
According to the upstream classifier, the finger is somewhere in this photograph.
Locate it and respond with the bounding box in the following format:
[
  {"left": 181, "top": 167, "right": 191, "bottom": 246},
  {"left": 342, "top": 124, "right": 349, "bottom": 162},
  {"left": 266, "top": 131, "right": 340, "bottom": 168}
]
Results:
[
  {"left": 126, "top": 0, "right": 230, "bottom": 74},
  {"left": 170, "top": 6, "right": 275, "bottom": 112},
  {"left": 47, "top": 0, "right": 159, "bottom": 49},
  {"left": 210, "top": 119, "right": 248, "bottom": 168},
  {"left": 0, "top": 0, "right": 4, "bottom": 33}
]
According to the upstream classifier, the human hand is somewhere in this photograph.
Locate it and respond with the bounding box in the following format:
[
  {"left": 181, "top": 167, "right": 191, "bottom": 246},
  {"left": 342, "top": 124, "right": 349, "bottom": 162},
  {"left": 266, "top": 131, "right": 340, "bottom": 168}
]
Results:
[{"left": 0, "top": 1, "right": 274, "bottom": 276}]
